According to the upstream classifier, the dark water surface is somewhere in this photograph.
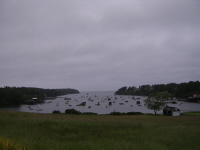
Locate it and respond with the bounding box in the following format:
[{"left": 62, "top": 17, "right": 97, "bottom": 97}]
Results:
[{"left": 1, "top": 91, "right": 200, "bottom": 114}]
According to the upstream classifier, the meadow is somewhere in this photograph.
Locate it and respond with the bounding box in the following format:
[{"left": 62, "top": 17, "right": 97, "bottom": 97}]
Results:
[{"left": 0, "top": 110, "right": 200, "bottom": 150}]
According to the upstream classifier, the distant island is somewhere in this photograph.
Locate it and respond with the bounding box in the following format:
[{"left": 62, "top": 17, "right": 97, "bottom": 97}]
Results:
[
  {"left": 115, "top": 81, "right": 200, "bottom": 100},
  {"left": 0, "top": 86, "right": 79, "bottom": 105}
]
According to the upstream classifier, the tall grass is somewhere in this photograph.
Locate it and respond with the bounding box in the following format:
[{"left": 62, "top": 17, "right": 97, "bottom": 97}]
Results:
[
  {"left": 0, "top": 110, "right": 200, "bottom": 150},
  {"left": 0, "top": 136, "right": 30, "bottom": 150}
]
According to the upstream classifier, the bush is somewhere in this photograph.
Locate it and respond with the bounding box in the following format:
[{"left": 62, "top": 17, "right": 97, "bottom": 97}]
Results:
[
  {"left": 65, "top": 109, "right": 82, "bottom": 114},
  {"left": 52, "top": 110, "right": 61, "bottom": 114},
  {"left": 126, "top": 112, "right": 143, "bottom": 115},
  {"left": 83, "top": 112, "right": 97, "bottom": 115},
  {"left": 109, "top": 111, "right": 143, "bottom": 115}
]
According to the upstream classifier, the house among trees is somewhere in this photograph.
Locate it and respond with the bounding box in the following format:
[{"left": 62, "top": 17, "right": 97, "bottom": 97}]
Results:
[
  {"left": 163, "top": 106, "right": 180, "bottom": 116},
  {"left": 187, "top": 94, "right": 200, "bottom": 102},
  {"left": 26, "top": 97, "right": 44, "bottom": 104}
]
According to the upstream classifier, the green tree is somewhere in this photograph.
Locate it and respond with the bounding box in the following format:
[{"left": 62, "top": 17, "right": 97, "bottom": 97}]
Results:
[
  {"left": 115, "top": 86, "right": 127, "bottom": 95},
  {"left": 144, "top": 91, "right": 169, "bottom": 115}
]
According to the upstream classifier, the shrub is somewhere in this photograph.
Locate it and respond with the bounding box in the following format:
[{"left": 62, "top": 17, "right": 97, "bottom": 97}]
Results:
[
  {"left": 82, "top": 112, "right": 97, "bottom": 115},
  {"left": 52, "top": 110, "right": 61, "bottom": 114},
  {"left": 65, "top": 109, "right": 82, "bottom": 114},
  {"left": 126, "top": 112, "right": 143, "bottom": 115},
  {"left": 109, "top": 111, "right": 143, "bottom": 115}
]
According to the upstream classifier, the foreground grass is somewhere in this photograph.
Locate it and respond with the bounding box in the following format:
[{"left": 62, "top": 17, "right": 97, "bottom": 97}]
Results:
[{"left": 0, "top": 110, "right": 200, "bottom": 150}]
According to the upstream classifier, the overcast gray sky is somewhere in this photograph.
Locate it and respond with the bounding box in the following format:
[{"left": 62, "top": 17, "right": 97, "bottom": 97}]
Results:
[{"left": 0, "top": 0, "right": 200, "bottom": 91}]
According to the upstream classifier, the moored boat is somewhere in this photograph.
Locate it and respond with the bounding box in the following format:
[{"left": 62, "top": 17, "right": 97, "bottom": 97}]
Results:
[{"left": 35, "top": 107, "right": 43, "bottom": 111}]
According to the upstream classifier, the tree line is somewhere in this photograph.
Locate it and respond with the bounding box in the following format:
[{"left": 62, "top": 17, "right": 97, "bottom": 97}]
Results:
[
  {"left": 115, "top": 81, "right": 200, "bottom": 98},
  {"left": 0, "top": 86, "right": 79, "bottom": 105}
]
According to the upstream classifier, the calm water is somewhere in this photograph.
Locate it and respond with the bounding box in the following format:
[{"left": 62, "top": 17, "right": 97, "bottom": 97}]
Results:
[{"left": 1, "top": 91, "right": 200, "bottom": 114}]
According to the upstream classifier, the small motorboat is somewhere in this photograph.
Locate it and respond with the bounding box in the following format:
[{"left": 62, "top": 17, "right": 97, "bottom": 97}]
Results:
[
  {"left": 95, "top": 102, "right": 100, "bottom": 105},
  {"left": 35, "top": 107, "right": 43, "bottom": 111},
  {"left": 29, "top": 106, "right": 34, "bottom": 110}
]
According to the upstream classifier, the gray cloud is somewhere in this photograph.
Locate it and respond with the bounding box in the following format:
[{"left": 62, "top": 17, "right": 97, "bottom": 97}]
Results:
[{"left": 0, "top": 0, "right": 200, "bottom": 91}]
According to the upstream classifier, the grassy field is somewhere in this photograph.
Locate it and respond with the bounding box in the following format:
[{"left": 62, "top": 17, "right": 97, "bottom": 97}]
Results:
[
  {"left": 0, "top": 110, "right": 200, "bottom": 150},
  {"left": 182, "top": 111, "right": 200, "bottom": 116}
]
